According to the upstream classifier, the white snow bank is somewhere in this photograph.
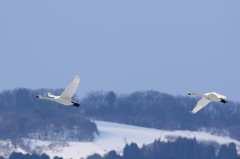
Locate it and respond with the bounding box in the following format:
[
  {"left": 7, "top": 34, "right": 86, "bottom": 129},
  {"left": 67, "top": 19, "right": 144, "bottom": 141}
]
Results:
[{"left": 1, "top": 121, "right": 240, "bottom": 159}]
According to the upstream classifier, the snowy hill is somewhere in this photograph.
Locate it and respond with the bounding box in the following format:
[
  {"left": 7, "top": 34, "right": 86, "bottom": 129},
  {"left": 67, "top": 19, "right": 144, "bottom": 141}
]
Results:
[{"left": 1, "top": 121, "right": 240, "bottom": 159}]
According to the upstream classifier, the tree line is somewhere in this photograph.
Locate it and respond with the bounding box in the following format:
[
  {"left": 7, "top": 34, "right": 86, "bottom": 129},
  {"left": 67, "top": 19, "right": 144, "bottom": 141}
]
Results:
[
  {"left": 0, "top": 152, "right": 62, "bottom": 159},
  {"left": 81, "top": 90, "right": 240, "bottom": 140},
  {"left": 2, "top": 137, "right": 239, "bottom": 159},
  {"left": 86, "top": 137, "right": 239, "bottom": 159},
  {"left": 1, "top": 88, "right": 239, "bottom": 141}
]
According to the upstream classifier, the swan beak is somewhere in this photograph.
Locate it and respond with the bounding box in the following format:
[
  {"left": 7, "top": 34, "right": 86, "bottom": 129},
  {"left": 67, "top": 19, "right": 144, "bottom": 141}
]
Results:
[
  {"left": 36, "top": 95, "right": 39, "bottom": 98},
  {"left": 188, "top": 93, "right": 192, "bottom": 95}
]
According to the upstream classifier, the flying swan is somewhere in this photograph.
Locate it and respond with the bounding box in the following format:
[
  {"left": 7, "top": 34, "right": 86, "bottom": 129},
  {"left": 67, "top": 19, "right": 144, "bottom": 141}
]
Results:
[
  {"left": 36, "top": 75, "right": 81, "bottom": 107},
  {"left": 188, "top": 92, "right": 227, "bottom": 114}
]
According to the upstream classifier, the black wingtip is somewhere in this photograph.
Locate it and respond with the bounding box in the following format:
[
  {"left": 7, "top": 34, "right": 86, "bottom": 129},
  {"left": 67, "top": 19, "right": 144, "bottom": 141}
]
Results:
[
  {"left": 220, "top": 98, "right": 227, "bottom": 103},
  {"left": 72, "top": 101, "right": 81, "bottom": 107}
]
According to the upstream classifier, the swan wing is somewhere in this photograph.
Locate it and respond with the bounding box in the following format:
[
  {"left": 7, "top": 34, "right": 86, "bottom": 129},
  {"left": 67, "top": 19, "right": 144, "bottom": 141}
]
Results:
[
  {"left": 190, "top": 97, "right": 211, "bottom": 114},
  {"left": 48, "top": 92, "right": 58, "bottom": 98},
  {"left": 60, "top": 75, "right": 80, "bottom": 99}
]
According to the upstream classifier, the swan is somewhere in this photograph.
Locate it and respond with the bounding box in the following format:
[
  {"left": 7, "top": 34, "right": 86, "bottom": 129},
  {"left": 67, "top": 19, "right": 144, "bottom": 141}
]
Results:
[
  {"left": 36, "top": 75, "right": 81, "bottom": 107},
  {"left": 188, "top": 92, "right": 226, "bottom": 114}
]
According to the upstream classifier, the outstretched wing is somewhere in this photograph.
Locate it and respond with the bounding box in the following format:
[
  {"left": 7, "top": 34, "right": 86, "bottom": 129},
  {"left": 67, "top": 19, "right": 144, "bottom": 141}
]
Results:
[
  {"left": 190, "top": 97, "right": 211, "bottom": 114},
  {"left": 60, "top": 75, "right": 80, "bottom": 99}
]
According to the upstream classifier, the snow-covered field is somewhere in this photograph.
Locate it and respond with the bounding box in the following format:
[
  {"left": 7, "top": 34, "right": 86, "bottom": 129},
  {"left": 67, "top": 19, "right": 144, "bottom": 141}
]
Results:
[{"left": 2, "top": 121, "right": 240, "bottom": 159}]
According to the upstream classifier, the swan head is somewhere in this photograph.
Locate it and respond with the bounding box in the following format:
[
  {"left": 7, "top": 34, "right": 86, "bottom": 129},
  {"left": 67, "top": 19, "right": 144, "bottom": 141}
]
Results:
[
  {"left": 36, "top": 95, "right": 42, "bottom": 98},
  {"left": 188, "top": 93, "right": 193, "bottom": 95}
]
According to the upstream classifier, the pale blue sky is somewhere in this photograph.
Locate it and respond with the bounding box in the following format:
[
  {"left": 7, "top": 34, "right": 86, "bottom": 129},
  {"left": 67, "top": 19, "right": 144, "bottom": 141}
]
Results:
[{"left": 0, "top": 1, "right": 240, "bottom": 101}]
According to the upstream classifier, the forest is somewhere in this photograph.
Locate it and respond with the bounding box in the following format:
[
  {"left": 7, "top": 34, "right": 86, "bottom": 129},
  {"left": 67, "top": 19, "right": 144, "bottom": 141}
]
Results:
[
  {"left": 81, "top": 90, "right": 240, "bottom": 140},
  {"left": 86, "top": 137, "right": 239, "bottom": 159},
  {"left": 2, "top": 88, "right": 239, "bottom": 141},
  {"left": 1, "top": 137, "right": 239, "bottom": 159}
]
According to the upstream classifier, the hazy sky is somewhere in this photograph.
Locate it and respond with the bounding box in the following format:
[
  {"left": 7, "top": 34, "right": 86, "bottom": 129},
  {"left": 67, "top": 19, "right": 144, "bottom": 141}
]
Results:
[{"left": 0, "top": 1, "right": 240, "bottom": 102}]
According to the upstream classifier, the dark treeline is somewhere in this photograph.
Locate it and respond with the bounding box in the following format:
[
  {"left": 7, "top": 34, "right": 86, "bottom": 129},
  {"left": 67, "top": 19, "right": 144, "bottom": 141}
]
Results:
[
  {"left": 81, "top": 90, "right": 240, "bottom": 140},
  {"left": 0, "top": 152, "right": 62, "bottom": 159},
  {"left": 86, "top": 137, "right": 239, "bottom": 159},
  {"left": 2, "top": 137, "right": 239, "bottom": 159},
  {"left": 1, "top": 88, "right": 239, "bottom": 141},
  {"left": 0, "top": 88, "right": 98, "bottom": 141}
]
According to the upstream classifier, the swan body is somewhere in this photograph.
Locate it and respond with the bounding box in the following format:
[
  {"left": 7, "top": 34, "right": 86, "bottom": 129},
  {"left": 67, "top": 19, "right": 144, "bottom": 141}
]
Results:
[
  {"left": 36, "top": 75, "right": 81, "bottom": 107},
  {"left": 188, "top": 92, "right": 226, "bottom": 114}
]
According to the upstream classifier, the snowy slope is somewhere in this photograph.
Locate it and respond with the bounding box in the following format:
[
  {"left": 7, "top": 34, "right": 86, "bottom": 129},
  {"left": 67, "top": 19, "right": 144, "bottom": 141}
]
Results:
[{"left": 2, "top": 121, "right": 240, "bottom": 159}]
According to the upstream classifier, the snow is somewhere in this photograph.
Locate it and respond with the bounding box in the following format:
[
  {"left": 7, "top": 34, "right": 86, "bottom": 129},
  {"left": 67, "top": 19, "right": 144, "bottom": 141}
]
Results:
[{"left": 2, "top": 121, "right": 240, "bottom": 159}]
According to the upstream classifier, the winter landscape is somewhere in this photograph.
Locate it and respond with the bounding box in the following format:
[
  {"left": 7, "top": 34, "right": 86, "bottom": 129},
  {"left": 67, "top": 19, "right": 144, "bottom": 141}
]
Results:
[
  {"left": 1, "top": 1, "right": 240, "bottom": 159},
  {"left": 1, "top": 120, "right": 240, "bottom": 159},
  {"left": 0, "top": 89, "right": 240, "bottom": 159}
]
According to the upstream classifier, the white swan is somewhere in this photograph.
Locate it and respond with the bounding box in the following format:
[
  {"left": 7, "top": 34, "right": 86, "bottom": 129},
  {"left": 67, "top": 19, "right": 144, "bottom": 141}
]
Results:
[
  {"left": 36, "top": 75, "right": 81, "bottom": 107},
  {"left": 188, "top": 92, "right": 227, "bottom": 114}
]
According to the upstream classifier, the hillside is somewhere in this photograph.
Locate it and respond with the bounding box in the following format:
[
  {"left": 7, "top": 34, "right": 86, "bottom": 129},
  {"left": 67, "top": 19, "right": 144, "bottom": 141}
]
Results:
[
  {"left": 1, "top": 121, "right": 239, "bottom": 159},
  {"left": 0, "top": 88, "right": 240, "bottom": 158},
  {"left": 0, "top": 88, "right": 98, "bottom": 141},
  {"left": 81, "top": 90, "right": 240, "bottom": 140},
  {"left": 1, "top": 88, "right": 240, "bottom": 142}
]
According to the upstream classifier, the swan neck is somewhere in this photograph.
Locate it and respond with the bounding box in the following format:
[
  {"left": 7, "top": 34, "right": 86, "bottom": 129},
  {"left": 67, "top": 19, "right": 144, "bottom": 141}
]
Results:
[
  {"left": 191, "top": 93, "right": 205, "bottom": 97},
  {"left": 40, "top": 96, "right": 55, "bottom": 101}
]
